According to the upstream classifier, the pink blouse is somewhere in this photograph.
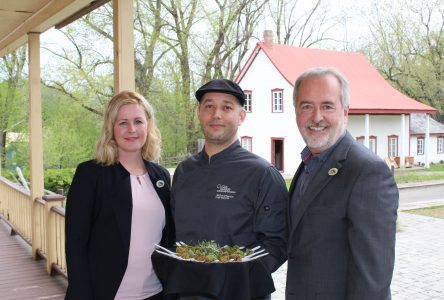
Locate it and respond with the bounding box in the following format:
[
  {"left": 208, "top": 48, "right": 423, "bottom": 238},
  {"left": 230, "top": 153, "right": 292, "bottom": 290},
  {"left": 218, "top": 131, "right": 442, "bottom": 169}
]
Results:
[{"left": 115, "top": 173, "right": 165, "bottom": 299}]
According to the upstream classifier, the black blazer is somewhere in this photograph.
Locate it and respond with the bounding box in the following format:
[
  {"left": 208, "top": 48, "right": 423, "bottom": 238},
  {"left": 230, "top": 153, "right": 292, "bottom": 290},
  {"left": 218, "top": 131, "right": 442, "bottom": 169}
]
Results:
[
  {"left": 65, "top": 160, "right": 174, "bottom": 300},
  {"left": 286, "top": 132, "right": 398, "bottom": 300}
]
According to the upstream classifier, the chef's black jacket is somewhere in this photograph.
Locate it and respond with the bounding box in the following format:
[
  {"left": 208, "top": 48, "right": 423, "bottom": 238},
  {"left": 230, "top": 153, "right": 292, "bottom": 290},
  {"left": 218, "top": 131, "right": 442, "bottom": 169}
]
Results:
[{"left": 171, "top": 140, "right": 288, "bottom": 273}]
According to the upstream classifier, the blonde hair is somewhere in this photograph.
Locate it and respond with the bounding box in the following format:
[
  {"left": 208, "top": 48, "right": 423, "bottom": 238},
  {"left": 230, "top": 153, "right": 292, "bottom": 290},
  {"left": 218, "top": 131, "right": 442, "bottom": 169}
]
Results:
[{"left": 95, "top": 90, "right": 161, "bottom": 165}]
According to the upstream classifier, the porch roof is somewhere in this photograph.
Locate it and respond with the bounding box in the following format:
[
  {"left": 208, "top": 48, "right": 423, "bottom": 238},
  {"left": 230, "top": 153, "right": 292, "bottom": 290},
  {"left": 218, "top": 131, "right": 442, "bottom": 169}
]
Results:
[
  {"left": 0, "top": 0, "right": 108, "bottom": 57},
  {"left": 411, "top": 114, "right": 444, "bottom": 135}
]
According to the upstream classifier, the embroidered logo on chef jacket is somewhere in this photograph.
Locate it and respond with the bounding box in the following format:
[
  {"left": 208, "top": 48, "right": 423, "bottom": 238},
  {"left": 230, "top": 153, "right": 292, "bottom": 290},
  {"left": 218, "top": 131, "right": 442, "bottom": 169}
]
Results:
[{"left": 215, "top": 184, "right": 236, "bottom": 200}]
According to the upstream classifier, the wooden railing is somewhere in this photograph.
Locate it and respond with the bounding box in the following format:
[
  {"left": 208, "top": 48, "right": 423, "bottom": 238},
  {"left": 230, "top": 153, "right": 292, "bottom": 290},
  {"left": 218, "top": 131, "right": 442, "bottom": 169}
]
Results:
[
  {"left": 0, "top": 176, "right": 66, "bottom": 277},
  {"left": 0, "top": 177, "right": 32, "bottom": 241}
]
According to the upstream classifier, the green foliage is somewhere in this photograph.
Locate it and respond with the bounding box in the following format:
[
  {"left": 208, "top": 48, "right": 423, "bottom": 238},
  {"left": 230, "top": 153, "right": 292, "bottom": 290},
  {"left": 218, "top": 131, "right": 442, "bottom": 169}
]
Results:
[
  {"left": 42, "top": 86, "right": 100, "bottom": 169},
  {"left": 360, "top": 0, "right": 444, "bottom": 122},
  {"left": 44, "top": 168, "right": 76, "bottom": 194},
  {"left": 1, "top": 169, "right": 19, "bottom": 182},
  {"left": 149, "top": 77, "right": 200, "bottom": 159},
  {"left": 0, "top": 46, "right": 28, "bottom": 170},
  {"left": 4, "top": 136, "right": 28, "bottom": 170}
]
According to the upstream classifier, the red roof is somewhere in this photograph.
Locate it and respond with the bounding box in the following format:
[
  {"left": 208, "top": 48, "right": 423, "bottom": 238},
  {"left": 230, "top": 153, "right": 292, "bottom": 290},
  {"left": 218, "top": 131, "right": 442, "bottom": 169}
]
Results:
[{"left": 236, "top": 43, "right": 436, "bottom": 114}]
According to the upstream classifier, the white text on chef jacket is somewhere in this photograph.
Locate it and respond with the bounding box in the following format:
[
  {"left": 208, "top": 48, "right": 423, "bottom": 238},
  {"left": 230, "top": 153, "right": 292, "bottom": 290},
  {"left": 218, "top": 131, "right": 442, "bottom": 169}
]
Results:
[{"left": 215, "top": 184, "right": 236, "bottom": 200}]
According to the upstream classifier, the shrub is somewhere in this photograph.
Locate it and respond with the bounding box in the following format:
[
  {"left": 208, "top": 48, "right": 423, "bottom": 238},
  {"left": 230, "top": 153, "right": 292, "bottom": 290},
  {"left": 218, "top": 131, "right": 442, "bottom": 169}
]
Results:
[
  {"left": 44, "top": 168, "right": 76, "bottom": 194},
  {"left": 2, "top": 170, "right": 18, "bottom": 182}
]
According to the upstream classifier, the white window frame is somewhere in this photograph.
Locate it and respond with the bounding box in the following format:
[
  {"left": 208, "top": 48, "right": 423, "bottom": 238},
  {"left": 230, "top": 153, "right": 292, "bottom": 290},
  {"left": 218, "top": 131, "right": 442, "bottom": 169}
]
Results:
[
  {"left": 369, "top": 137, "right": 377, "bottom": 154},
  {"left": 437, "top": 136, "right": 444, "bottom": 154},
  {"left": 388, "top": 136, "right": 398, "bottom": 157},
  {"left": 272, "top": 89, "right": 283, "bottom": 113},
  {"left": 241, "top": 136, "right": 252, "bottom": 152},
  {"left": 244, "top": 91, "right": 252, "bottom": 112},
  {"left": 417, "top": 137, "right": 424, "bottom": 155}
]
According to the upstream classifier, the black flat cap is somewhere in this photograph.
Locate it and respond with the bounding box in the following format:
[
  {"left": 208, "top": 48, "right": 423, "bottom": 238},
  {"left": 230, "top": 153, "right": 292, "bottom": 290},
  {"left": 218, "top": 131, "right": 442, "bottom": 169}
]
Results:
[{"left": 195, "top": 79, "right": 245, "bottom": 106}]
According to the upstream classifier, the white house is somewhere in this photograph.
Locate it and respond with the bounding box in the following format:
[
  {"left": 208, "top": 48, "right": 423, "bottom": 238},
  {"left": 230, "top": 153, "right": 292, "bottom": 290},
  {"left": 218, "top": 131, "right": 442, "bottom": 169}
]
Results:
[
  {"left": 410, "top": 114, "right": 444, "bottom": 165},
  {"left": 235, "top": 37, "right": 437, "bottom": 175}
]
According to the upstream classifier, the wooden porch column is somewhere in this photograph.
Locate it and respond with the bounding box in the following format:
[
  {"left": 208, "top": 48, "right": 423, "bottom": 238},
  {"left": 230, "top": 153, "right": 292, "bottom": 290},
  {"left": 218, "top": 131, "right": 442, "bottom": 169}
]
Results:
[
  {"left": 113, "top": 0, "right": 135, "bottom": 93},
  {"left": 399, "top": 114, "right": 405, "bottom": 168},
  {"left": 28, "top": 32, "right": 44, "bottom": 260},
  {"left": 425, "top": 114, "right": 430, "bottom": 168},
  {"left": 364, "top": 114, "right": 370, "bottom": 148}
]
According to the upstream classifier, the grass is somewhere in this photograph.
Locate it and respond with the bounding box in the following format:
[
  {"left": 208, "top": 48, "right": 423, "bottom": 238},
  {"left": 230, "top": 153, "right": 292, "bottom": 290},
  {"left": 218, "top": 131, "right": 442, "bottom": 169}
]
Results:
[
  {"left": 285, "top": 179, "right": 292, "bottom": 190},
  {"left": 284, "top": 163, "right": 444, "bottom": 187},
  {"left": 395, "top": 172, "right": 444, "bottom": 183},
  {"left": 426, "top": 164, "right": 444, "bottom": 171},
  {"left": 394, "top": 163, "right": 444, "bottom": 183},
  {"left": 402, "top": 205, "right": 444, "bottom": 219}
]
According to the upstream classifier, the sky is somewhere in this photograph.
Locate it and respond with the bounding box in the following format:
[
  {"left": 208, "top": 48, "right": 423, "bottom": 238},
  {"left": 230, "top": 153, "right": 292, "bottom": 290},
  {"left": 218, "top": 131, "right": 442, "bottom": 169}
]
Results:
[{"left": 37, "top": 0, "right": 444, "bottom": 72}]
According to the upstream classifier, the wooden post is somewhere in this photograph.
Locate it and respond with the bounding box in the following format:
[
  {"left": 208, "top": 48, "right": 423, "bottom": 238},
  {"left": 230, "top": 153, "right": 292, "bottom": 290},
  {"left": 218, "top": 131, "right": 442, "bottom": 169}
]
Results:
[
  {"left": 43, "top": 194, "right": 64, "bottom": 275},
  {"left": 28, "top": 32, "right": 45, "bottom": 260},
  {"left": 425, "top": 114, "right": 430, "bottom": 168},
  {"left": 113, "top": 0, "right": 135, "bottom": 93},
  {"left": 400, "top": 114, "right": 405, "bottom": 168}
]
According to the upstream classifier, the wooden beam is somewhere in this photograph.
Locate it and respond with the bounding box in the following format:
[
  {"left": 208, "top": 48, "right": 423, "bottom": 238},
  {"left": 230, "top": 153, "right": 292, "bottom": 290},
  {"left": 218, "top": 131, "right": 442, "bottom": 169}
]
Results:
[
  {"left": 55, "top": 0, "right": 111, "bottom": 29},
  {"left": 113, "top": 0, "right": 135, "bottom": 93},
  {"left": 0, "top": 0, "right": 98, "bottom": 57}
]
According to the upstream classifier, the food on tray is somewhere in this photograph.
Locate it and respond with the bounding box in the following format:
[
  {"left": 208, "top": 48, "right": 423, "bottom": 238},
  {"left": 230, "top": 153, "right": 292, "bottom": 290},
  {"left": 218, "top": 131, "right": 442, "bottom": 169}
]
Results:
[{"left": 175, "top": 240, "right": 254, "bottom": 262}]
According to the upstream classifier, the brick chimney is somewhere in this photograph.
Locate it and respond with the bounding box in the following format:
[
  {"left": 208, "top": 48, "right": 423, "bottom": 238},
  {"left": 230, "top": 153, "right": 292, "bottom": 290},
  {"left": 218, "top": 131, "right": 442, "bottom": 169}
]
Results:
[{"left": 263, "top": 30, "right": 274, "bottom": 49}]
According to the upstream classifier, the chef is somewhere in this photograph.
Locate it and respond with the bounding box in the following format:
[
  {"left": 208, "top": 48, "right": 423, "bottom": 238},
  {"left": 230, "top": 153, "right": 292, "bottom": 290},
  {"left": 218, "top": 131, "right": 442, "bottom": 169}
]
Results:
[{"left": 170, "top": 79, "right": 288, "bottom": 299}]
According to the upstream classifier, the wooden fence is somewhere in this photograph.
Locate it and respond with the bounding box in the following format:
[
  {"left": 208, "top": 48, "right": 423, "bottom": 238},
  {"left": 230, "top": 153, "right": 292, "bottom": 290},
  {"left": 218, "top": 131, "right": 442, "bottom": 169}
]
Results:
[{"left": 0, "top": 176, "right": 66, "bottom": 277}]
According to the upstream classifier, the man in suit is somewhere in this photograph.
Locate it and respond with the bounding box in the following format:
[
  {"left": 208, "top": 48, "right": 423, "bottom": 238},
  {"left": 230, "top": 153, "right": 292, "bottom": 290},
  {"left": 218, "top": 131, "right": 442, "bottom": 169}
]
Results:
[{"left": 286, "top": 67, "right": 398, "bottom": 300}]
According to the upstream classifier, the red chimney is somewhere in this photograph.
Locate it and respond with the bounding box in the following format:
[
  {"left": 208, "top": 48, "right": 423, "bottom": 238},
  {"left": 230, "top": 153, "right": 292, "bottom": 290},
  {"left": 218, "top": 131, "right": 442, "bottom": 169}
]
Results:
[{"left": 263, "top": 30, "right": 274, "bottom": 49}]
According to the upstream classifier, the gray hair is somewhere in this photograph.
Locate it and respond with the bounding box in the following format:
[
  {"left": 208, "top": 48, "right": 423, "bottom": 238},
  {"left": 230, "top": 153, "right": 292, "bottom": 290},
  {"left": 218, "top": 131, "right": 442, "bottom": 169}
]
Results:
[{"left": 293, "top": 67, "right": 350, "bottom": 108}]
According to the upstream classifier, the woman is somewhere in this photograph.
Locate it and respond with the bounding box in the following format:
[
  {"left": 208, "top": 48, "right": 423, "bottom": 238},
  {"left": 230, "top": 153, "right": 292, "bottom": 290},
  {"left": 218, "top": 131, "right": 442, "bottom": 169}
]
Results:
[{"left": 65, "top": 91, "right": 174, "bottom": 300}]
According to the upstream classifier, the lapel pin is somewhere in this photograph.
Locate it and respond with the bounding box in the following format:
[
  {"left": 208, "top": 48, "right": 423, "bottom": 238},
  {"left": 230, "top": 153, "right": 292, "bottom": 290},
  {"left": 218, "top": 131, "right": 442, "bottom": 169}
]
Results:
[
  {"left": 328, "top": 168, "right": 338, "bottom": 176},
  {"left": 156, "top": 180, "right": 165, "bottom": 188}
]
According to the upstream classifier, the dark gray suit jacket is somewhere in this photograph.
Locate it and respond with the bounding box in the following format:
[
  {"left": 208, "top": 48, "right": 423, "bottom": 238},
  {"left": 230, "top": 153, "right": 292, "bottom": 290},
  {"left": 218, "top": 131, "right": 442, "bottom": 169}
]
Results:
[{"left": 286, "top": 132, "right": 398, "bottom": 300}]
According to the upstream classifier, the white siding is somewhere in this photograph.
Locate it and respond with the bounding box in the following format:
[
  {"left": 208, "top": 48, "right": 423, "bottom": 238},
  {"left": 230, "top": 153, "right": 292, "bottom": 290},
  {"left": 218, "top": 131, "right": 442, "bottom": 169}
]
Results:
[
  {"left": 347, "top": 115, "right": 409, "bottom": 161},
  {"left": 238, "top": 51, "right": 303, "bottom": 176},
  {"left": 410, "top": 136, "right": 444, "bottom": 165}
]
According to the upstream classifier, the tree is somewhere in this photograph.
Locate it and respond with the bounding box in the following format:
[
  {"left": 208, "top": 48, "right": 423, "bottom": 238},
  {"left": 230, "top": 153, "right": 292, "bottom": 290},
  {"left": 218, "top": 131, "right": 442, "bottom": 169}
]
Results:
[
  {"left": 134, "top": 0, "right": 170, "bottom": 97},
  {"left": 0, "top": 46, "right": 28, "bottom": 172},
  {"left": 360, "top": 0, "right": 444, "bottom": 121},
  {"left": 42, "top": 87, "right": 100, "bottom": 169},
  {"left": 42, "top": 24, "right": 114, "bottom": 117},
  {"left": 267, "top": 0, "right": 342, "bottom": 47},
  {"left": 159, "top": 0, "right": 199, "bottom": 153},
  {"left": 198, "top": 0, "right": 268, "bottom": 82},
  {"left": 160, "top": 0, "right": 270, "bottom": 152},
  {"left": 38, "top": 0, "right": 351, "bottom": 161}
]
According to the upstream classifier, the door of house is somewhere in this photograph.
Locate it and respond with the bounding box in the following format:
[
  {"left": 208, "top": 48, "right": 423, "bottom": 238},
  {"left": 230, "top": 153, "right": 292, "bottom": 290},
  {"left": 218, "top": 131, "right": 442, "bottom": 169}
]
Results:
[{"left": 271, "top": 138, "right": 284, "bottom": 172}]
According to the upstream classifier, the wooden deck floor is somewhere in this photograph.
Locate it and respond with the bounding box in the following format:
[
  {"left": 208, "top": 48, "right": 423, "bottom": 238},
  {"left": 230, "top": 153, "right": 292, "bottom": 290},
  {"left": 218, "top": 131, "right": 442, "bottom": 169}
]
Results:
[{"left": 0, "top": 219, "right": 67, "bottom": 300}]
